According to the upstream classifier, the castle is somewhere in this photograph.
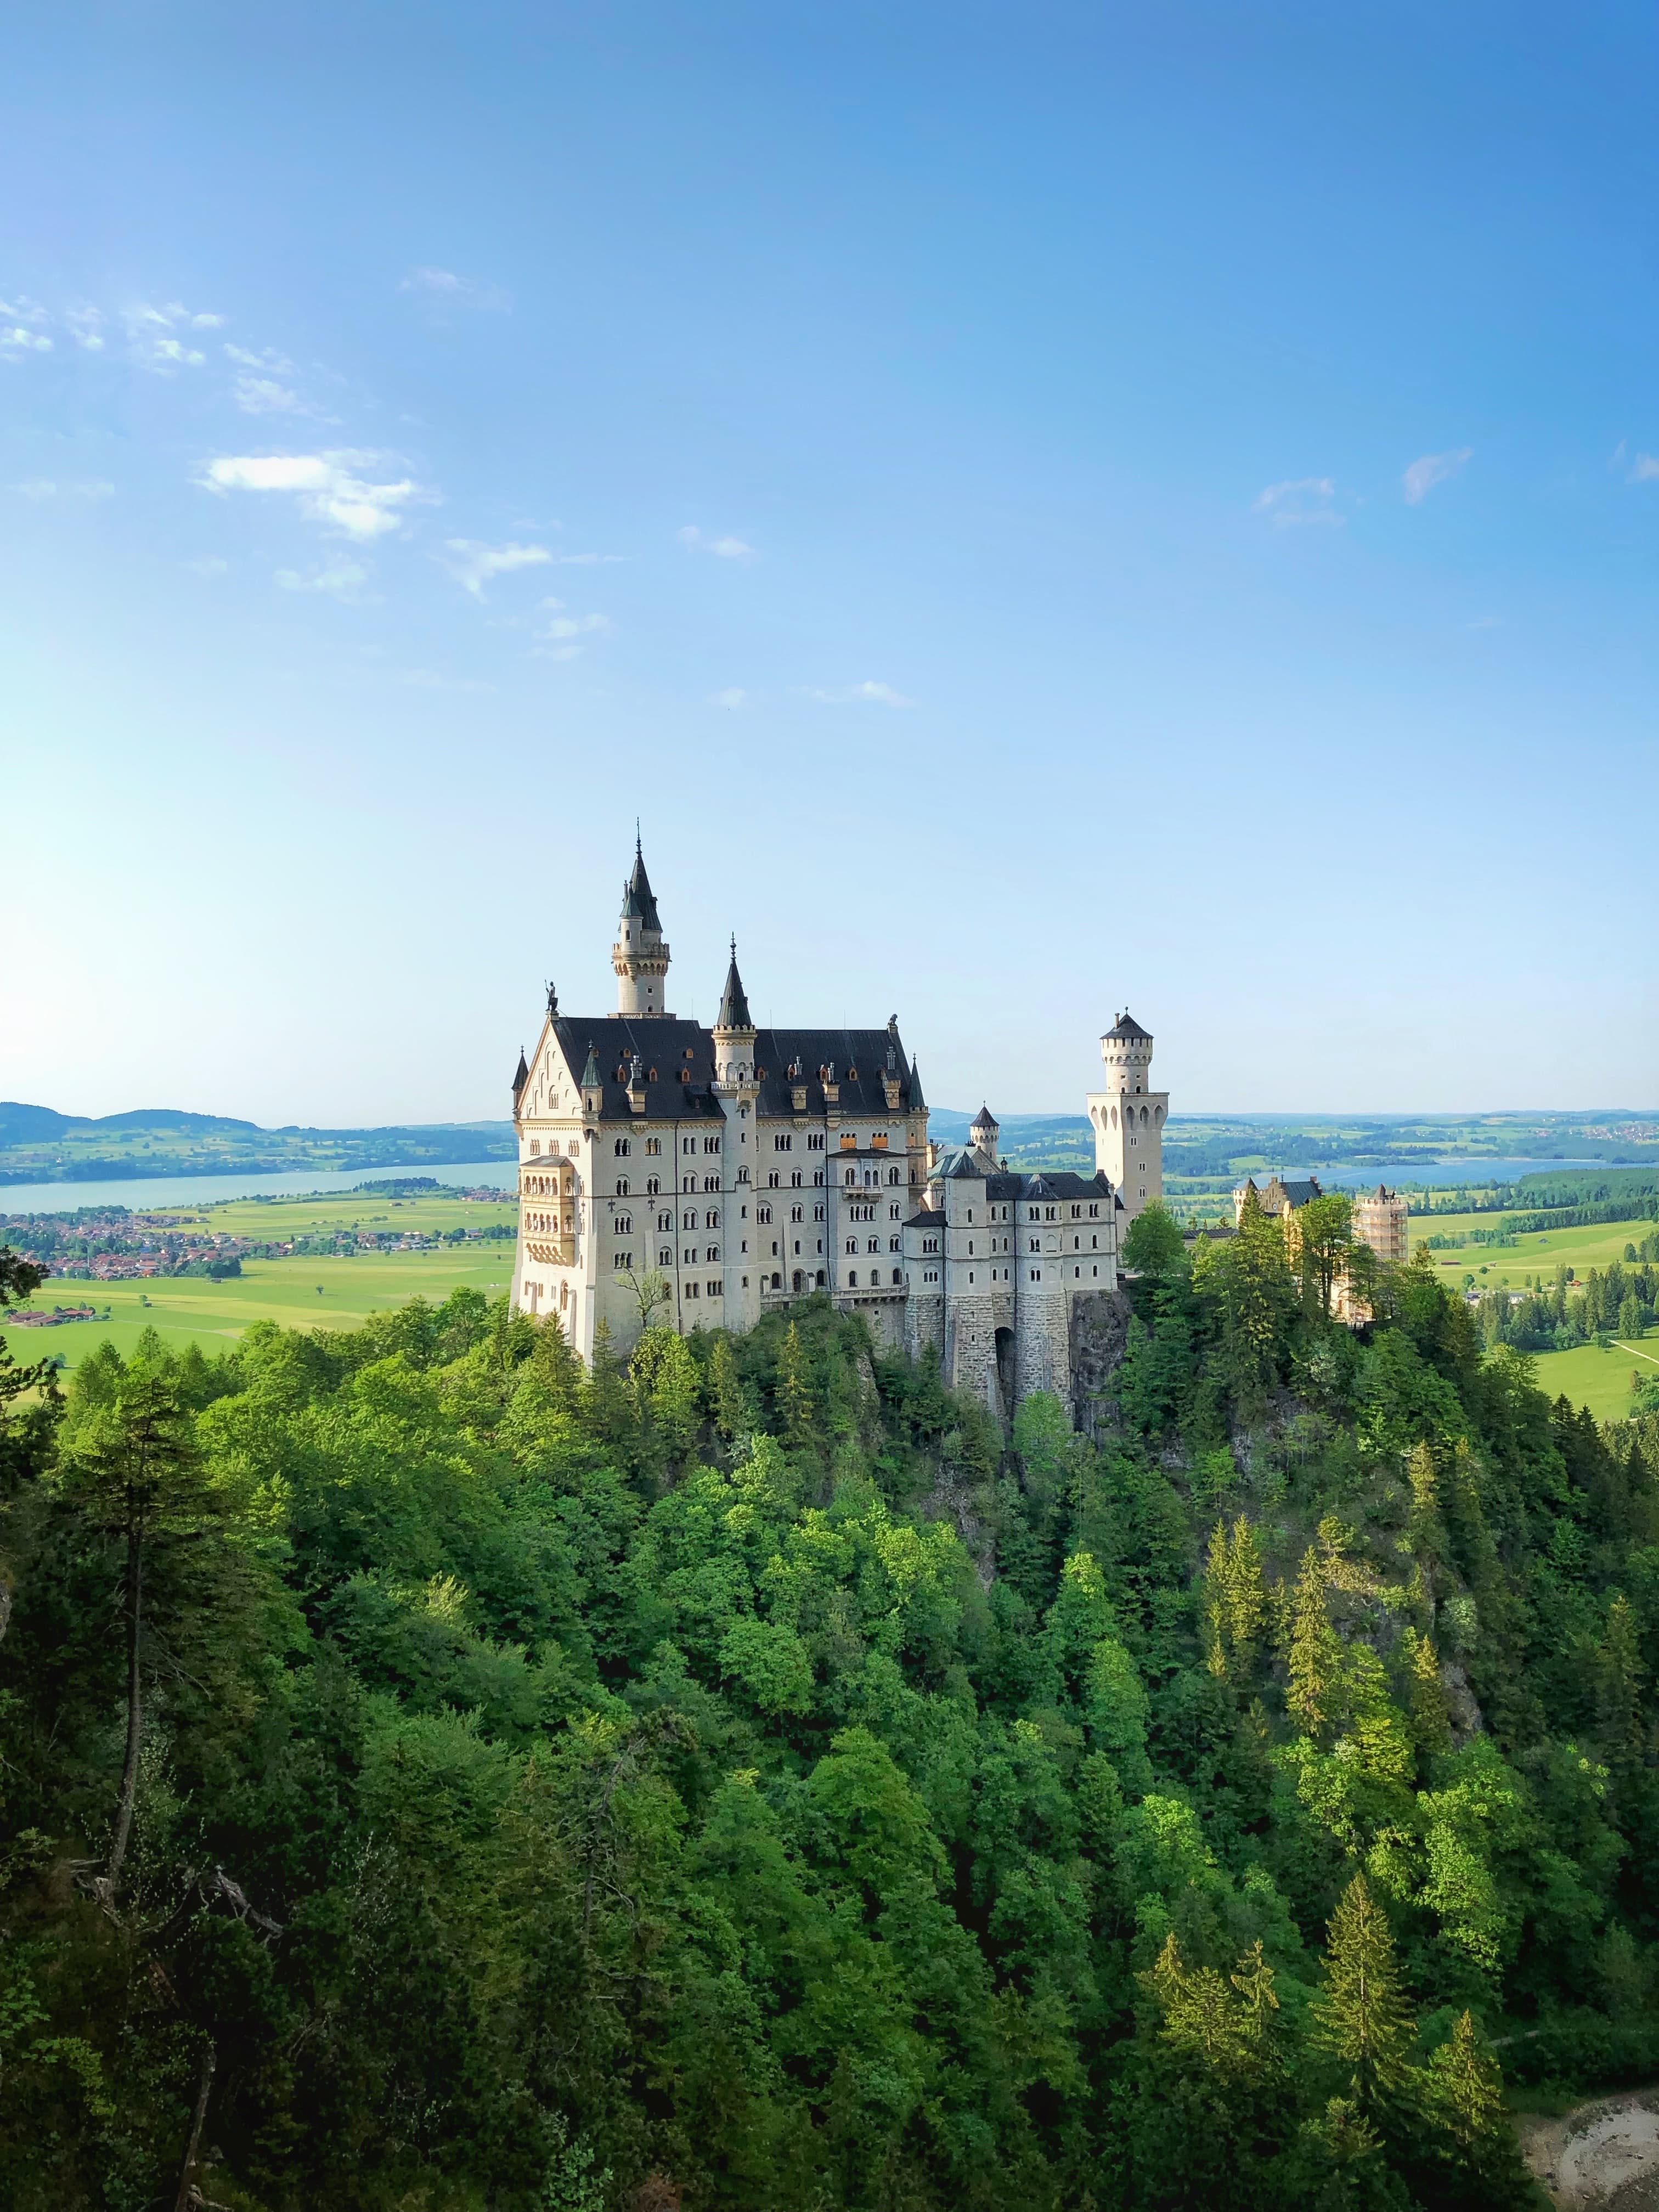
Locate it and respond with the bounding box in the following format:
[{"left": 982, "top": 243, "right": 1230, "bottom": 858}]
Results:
[{"left": 510, "top": 846, "right": 1166, "bottom": 1419}]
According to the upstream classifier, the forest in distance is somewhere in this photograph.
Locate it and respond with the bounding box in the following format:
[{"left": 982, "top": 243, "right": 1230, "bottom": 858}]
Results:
[{"left": 1, "top": 1190, "right": 1657, "bottom": 2212}]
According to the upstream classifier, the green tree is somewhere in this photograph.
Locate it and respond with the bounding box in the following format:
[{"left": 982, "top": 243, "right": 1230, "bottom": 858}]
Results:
[
  {"left": 1295, "top": 1192, "right": 1357, "bottom": 1324},
  {"left": 53, "top": 1357, "right": 219, "bottom": 1899},
  {"left": 1310, "top": 1874, "right": 1417, "bottom": 2117}
]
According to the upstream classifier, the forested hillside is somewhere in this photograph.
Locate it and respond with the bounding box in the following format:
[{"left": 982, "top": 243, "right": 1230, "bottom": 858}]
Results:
[{"left": 2, "top": 1205, "right": 1656, "bottom": 2211}]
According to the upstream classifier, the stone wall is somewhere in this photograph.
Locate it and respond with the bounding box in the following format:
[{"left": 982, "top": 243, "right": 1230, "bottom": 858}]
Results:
[{"left": 1068, "top": 1288, "right": 1133, "bottom": 1436}]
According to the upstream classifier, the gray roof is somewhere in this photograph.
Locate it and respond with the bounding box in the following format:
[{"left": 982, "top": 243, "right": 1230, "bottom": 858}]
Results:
[
  {"left": 512, "top": 1048, "right": 529, "bottom": 1096},
  {"left": 1105, "top": 1011, "right": 1152, "bottom": 1041},
  {"left": 716, "top": 949, "right": 753, "bottom": 1031},
  {"left": 545, "top": 1017, "right": 920, "bottom": 1123},
  {"left": 620, "top": 842, "right": 662, "bottom": 932}
]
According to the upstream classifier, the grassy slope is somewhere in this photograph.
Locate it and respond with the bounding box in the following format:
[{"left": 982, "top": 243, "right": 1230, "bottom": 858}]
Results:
[
  {"left": 1407, "top": 1207, "right": 1657, "bottom": 1420},
  {"left": 2, "top": 1190, "right": 520, "bottom": 1373}
]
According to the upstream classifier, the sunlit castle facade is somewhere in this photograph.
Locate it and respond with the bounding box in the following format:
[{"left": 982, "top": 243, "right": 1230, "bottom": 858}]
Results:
[{"left": 510, "top": 847, "right": 1150, "bottom": 1419}]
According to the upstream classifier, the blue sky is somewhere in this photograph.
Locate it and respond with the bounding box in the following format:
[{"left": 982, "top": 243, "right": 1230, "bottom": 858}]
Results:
[{"left": 5, "top": 2, "right": 1656, "bottom": 1125}]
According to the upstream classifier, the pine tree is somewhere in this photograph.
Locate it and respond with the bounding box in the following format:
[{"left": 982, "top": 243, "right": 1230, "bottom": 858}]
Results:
[
  {"left": 1401, "top": 1626, "right": 1450, "bottom": 1756},
  {"left": 1206, "top": 1514, "right": 1267, "bottom": 1685},
  {"left": 1310, "top": 1874, "right": 1418, "bottom": 2114},
  {"left": 1593, "top": 1593, "right": 1646, "bottom": 1771},
  {"left": 54, "top": 1359, "right": 217, "bottom": 1899},
  {"left": 703, "top": 1327, "right": 752, "bottom": 1451},
  {"left": 775, "top": 1322, "right": 816, "bottom": 1452},
  {"left": 1286, "top": 1543, "right": 1344, "bottom": 1739},
  {"left": 1424, "top": 2012, "right": 1501, "bottom": 2154}
]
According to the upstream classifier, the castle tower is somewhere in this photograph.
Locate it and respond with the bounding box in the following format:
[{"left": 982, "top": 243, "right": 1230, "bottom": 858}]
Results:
[
  {"left": 711, "top": 941, "right": 761, "bottom": 1325},
  {"left": 968, "top": 1104, "right": 1000, "bottom": 1170},
  {"left": 611, "top": 838, "right": 672, "bottom": 1017},
  {"left": 1088, "top": 1011, "right": 1167, "bottom": 1222},
  {"left": 711, "top": 939, "right": 755, "bottom": 1082}
]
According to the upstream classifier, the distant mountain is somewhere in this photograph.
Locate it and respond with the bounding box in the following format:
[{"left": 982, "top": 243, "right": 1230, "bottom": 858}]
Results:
[{"left": 0, "top": 1103, "right": 516, "bottom": 1187}]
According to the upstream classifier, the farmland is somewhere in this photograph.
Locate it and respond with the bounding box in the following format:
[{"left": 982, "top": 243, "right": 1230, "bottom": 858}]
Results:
[{"left": 1, "top": 1186, "right": 518, "bottom": 1373}]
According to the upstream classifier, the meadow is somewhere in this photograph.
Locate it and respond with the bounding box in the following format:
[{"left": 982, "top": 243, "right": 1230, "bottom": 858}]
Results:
[
  {"left": 1407, "top": 1206, "right": 1656, "bottom": 1420},
  {"left": 2, "top": 1187, "right": 518, "bottom": 1373}
]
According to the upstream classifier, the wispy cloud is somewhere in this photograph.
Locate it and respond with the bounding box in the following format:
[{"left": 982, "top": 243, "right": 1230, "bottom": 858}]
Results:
[
  {"left": 124, "top": 300, "right": 224, "bottom": 370},
  {"left": 1252, "top": 477, "right": 1340, "bottom": 527},
  {"left": 198, "top": 450, "right": 431, "bottom": 540},
  {"left": 439, "top": 538, "right": 552, "bottom": 597},
  {"left": 65, "top": 306, "right": 105, "bottom": 351},
  {"left": 0, "top": 311, "right": 53, "bottom": 356},
  {"left": 399, "top": 266, "right": 511, "bottom": 312},
  {"left": 275, "top": 558, "right": 371, "bottom": 599},
  {"left": 1402, "top": 447, "right": 1471, "bottom": 504},
  {"left": 805, "top": 680, "right": 912, "bottom": 707},
  {"left": 710, "top": 687, "right": 748, "bottom": 709},
  {"left": 1629, "top": 452, "right": 1659, "bottom": 483},
  {"left": 16, "top": 477, "right": 114, "bottom": 500},
  {"left": 533, "top": 597, "right": 615, "bottom": 659},
  {"left": 679, "top": 524, "right": 756, "bottom": 561},
  {"left": 184, "top": 556, "right": 228, "bottom": 577},
  {"left": 546, "top": 550, "right": 624, "bottom": 566}
]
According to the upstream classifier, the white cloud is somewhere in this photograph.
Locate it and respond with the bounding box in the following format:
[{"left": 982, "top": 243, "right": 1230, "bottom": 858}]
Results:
[
  {"left": 234, "top": 375, "right": 305, "bottom": 414},
  {"left": 1629, "top": 453, "right": 1659, "bottom": 482},
  {"left": 65, "top": 306, "right": 105, "bottom": 351},
  {"left": 548, "top": 550, "right": 624, "bottom": 565},
  {"left": 1, "top": 325, "right": 53, "bottom": 356},
  {"left": 199, "top": 449, "right": 430, "bottom": 539},
  {"left": 184, "top": 555, "right": 229, "bottom": 576},
  {"left": 275, "top": 558, "right": 370, "bottom": 598},
  {"left": 16, "top": 477, "right": 114, "bottom": 499},
  {"left": 679, "top": 523, "right": 756, "bottom": 560},
  {"left": 0, "top": 295, "right": 50, "bottom": 326},
  {"left": 439, "top": 538, "right": 552, "bottom": 597},
  {"left": 710, "top": 687, "right": 748, "bottom": 709},
  {"left": 805, "top": 680, "right": 912, "bottom": 707},
  {"left": 124, "top": 300, "right": 224, "bottom": 370},
  {"left": 1402, "top": 447, "right": 1472, "bottom": 504},
  {"left": 533, "top": 597, "right": 614, "bottom": 659},
  {"left": 1252, "top": 477, "right": 1340, "bottom": 527},
  {"left": 399, "top": 266, "right": 511, "bottom": 311}
]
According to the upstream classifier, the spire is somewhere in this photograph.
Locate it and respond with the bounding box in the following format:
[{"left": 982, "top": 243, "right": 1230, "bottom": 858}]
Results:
[
  {"left": 715, "top": 936, "right": 753, "bottom": 1031},
  {"left": 620, "top": 838, "right": 661, "bottom": 932},
  {"left": 580, "top": 1040, "right": 602, "bottom": 1089},
  {"left": 907, "top": 1057, "right": 926, "bottom": 1110},
  {"left": 512, "top": 1047, "right": 529, "bottom": 1098}
]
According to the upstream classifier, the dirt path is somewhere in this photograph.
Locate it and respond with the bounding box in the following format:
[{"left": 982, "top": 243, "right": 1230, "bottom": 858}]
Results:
[{"left": 1518, "top": 2090, "right": 1659, "bottom": 2209}]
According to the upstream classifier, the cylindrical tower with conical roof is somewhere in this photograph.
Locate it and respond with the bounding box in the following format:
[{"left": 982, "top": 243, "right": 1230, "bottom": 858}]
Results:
[
  {"left": 1087, "top": 1011, "right": 1167, "bottom": 1223},
  {"left": 612, "top": 838, "right": 672, "bottom": 1015}
]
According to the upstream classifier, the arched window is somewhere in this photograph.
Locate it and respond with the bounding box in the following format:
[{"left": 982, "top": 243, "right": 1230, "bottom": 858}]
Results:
[
  {"left": 614, "top": 1138, "right": 630, "bottom": 1156},
  {"left": 530, "top": 1139, "right": 541, "bottom": 1155},
  {"left": 890, "top": 1268, "right": 901, "bottom": 1285},
  {"left": 848, "top": 1269, "right": 858, "bottom": 1286},
  {"left": 845, "top": 1238, "right": 857, "bottom": 1255},
  {"left": 815, "top": 1270, "right": 826, "bottom": 1288},
  {"left": 704, "top": 1175, "right": 718, "bottom": 1193},
  {"left": 616, "top": 1177, "right": 629, "bottom": 1196},
  {"left": 707, "top": 1208, "right": 720, "bottom": 1228},
  {"left": 792, "top": 1270, "right": 804, "bottom": 1292},
  {"left": 558, "top": 1282, "right": 568, "bottom": 1311},
  {"left": 887, "top": 1166, "right": 900, "bottom": 1184}
]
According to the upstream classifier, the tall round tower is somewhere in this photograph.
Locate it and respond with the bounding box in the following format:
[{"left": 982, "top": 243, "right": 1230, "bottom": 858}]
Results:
[
  {"left": 611, "top": 838, "right": 673, "bottom": 1017},
  {"left": 1087, "top": 1011, "right": 1168, "bottom": 1222}
]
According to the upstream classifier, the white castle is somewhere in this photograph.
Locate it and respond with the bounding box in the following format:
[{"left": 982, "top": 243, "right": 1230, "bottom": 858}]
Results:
[{"left": 510, "top": 846, "right": 1166, "bottom": 1419}]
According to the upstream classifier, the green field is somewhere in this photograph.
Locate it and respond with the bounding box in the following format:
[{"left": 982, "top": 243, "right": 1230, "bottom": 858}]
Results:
[
  {"left": 2, "top": 1188, "right": 520, "bottom": 1374},
  {"left": 1408, "top": 1206, "right": 1652, "bottom": 1291},
  {"left": 1526, "top": 1335, "right": 1659, "bottom": 1423}
]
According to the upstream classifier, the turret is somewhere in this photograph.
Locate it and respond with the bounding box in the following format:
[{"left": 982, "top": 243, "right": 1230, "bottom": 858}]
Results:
[
  {"left": 611, "top": 837, "right": 672, "bottom": 1016},
  {"left": 1099, "top": 1009, "right": 1154, "bottom": 1096},
  {"left": 968, "top": 1104, "right": 1000, "bottom": 1169},
  {"left": 1088, "top": 1011, "right": 1167, "bottom": 1222},
  {"left": 712, "top": 939, "right": 756, "bottom": 1083}
]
